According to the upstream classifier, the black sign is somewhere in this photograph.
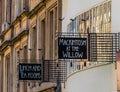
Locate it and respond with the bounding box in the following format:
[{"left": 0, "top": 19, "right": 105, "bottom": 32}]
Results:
[
  {"left": 19, "top": 64, "right": 42, "bottom": 80},
  {"left": 58, "top": 37, "right": 87, "bottom": 59}
]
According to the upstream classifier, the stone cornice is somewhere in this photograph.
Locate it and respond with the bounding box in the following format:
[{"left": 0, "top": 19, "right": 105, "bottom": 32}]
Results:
[
  {"left": 11, "top": 29, "right": 29, "bottom": 43},
  {"left": 0, "top": 30, "right": 29, "bottom": 51},
  {"left": 0, "top": 11, "right": 28, "bottom": 37},
  {"left": 0, "top": 40, "right": 10, "bottom": 51},
  {"left": 12, "top": 11, "right": 28, "bottom": 25},
  {"left": 28, "top": 1, "right": 46, "bottom": 19}
]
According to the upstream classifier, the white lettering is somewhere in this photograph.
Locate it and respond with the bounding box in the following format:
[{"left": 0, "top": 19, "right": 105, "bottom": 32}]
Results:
[
  {"left": 59, "top": 38, "right": 87, "bottom": 46},
  {"left": 62, "top": 52, "right": 83, "bottom": 58}
]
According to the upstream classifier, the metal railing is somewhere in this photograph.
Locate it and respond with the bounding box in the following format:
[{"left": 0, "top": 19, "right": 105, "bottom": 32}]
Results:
[
  {"left": 56, "top": 32, "right": 119, "bottom": 62},
  {"left": 18, "top": 33, "right": 120, "bottom": 84}
]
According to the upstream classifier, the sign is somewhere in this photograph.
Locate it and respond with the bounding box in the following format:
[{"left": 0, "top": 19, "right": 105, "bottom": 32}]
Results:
[
  {"left": 19, "top": 64, "right": 42, "bottom": 80},
  {"left": 58, "top": 37, "right": 87, "bottom": 59}
]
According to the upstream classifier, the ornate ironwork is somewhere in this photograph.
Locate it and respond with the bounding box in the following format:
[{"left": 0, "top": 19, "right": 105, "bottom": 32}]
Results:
[
  {"left": 18, "top": 33, "right": 120, "bottom": 84},
  {"left": 89, "top": 33, "right": 119, "bottom": 62},
  {"left": 56, "top": 32, "right": 119, "bottom": 62},
  {"left": 43, "top": 60, "right": 67, "bottom": 83}
]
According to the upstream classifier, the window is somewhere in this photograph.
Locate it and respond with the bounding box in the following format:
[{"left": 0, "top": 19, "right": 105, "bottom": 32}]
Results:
[
  {"left": 41, "top": 19, "right": 45, "bottom": 59},
  {"left": 16, "top": 50, "right": 20, "bottom": 92},
  {"left": 6, "top": 0, "right": 12, "bottom": 23},
  {"left": 18, "top": 0, "right": 21, "bottom": 14},
  {"left": 23, "top": 0, "right": 28, "bottom": 11},
  {"left": 23, "top": 45, "right": 28, "bottom": 59},
  {"left": 55, "top": 7, "right": 57, "bottom": 32},
  {"left": 31, "top": 26, "right": 37, "bottom": 59},
  {"left": 50, "top": 10, "right": 54, "bottom": 59},
  {"left": 23, "top": 46, "right": 27, "bottom": 92},
  {"left": 5, "top": 54, "right": 10, "bottom": 92},
  {"left": 47, "top": 4, "right": 58, "bottom": 60}
]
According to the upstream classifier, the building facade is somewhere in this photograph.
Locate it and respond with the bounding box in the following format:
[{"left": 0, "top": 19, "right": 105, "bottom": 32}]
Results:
[
  {"left": 0, "top": 0, "right": 120, "bottom": 92},
  {"left": 62, "top": 0, "right": 120, "bottom": 92},
  {"left": 0, "top": 0, "right": 62, "bottom": 92}
]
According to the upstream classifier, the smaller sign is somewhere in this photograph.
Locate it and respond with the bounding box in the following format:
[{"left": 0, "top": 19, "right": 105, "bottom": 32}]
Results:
[
  {"left": 19, "top": 64, "right": 42, "bottom": 80},
  {"left": 58, "top": 37, "right": 87, "bottom": 59}
]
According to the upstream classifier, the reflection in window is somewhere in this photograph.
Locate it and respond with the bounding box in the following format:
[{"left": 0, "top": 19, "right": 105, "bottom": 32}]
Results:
[
  {"left": 67, "top": 1, "right": 111, "bottom": 33},
  {"left": 67, "top": 1, "right": 112, "bottom": 62}
]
